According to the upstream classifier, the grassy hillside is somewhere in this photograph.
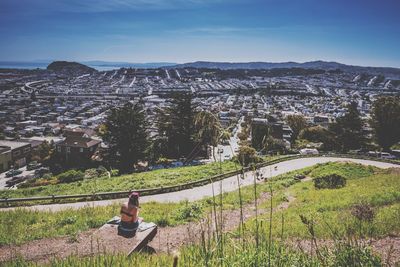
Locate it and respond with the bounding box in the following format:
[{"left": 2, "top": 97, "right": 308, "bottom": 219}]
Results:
[
  {"left": 0, "top": 161, "right": 237, "bottom": 199},
  {"left": 0, "top": 155, "right": 286, "bottom": 200},
  {"left": 1, "top": 162, "right": 399, "bottom": 266},
  {"left": 0, "top": 164, "right": 296, "bottom": 246},
  {"left": 251, "top": 162, "right": 400, "bottom": 239}
]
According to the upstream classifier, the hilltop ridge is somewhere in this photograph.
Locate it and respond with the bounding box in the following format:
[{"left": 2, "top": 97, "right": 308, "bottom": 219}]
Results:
[
  {"left": 167, "top": 60, "right": 400, "bottom": 76},
  {"left": 47, "top": 61, "right": 97, "bottom": 74}
]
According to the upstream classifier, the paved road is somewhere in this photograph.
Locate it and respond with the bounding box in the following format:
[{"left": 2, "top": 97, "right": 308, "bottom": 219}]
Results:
[
  {"left": 211, "top": 116, "right": 243, "bottom": 162},
  {"left": 2, "top": 157, "right": 397, "bottom": 212}
]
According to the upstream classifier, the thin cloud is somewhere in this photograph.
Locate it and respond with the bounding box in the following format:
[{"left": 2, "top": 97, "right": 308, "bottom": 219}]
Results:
[
  {"left": 14, "top": 0, "right": 231, "bottom": 13},
  {"left": 166, "top": 26, "right": 302, "bottom": 35}
]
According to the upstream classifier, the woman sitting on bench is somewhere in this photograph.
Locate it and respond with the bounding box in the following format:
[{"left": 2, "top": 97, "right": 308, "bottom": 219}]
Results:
[{"left": 118, "top": 192, "right": 141, "bottom": 237}]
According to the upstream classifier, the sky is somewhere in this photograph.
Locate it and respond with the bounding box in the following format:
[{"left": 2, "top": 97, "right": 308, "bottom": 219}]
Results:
[{"left": 0, "top": 0, "right": 400, "bottom": 67}]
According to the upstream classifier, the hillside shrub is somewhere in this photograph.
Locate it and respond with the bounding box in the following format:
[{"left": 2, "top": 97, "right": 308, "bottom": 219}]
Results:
[
  {"left": 174, "top": 202, "right": 203, "bottom": 221},
  {"left": 84, "top": 168, "right": 98, "bottom": 179},
  {"left": 57, "top": 170, "right": 84, "bottom": 183},
  {"left": 313, "top": 173, "right": 346, "bottom": 189},
  {"left": 111, "top": 169, "right": 119, "bottom": 177},
  {"left": 236, "top": 145, "right": 262, "bottom": 167},
  {"left": 96, "top": 166, "right": 108, "bottom": 177},
  {"left": 351, "top": 202, "right": 375, "bottom": 222},
  {"left": 332, "top": 243, "right": 381, "bottom": 266}
]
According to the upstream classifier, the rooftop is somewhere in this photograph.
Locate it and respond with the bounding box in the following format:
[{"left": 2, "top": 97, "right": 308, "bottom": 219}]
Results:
[{"left": 0, "top": 140, "right": 31, "bottom": 150}]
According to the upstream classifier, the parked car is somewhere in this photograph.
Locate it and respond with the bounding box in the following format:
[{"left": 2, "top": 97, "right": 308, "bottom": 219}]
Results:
[
  {"left": 27, "top": 161, "right": 42, "bottom": 170},
  {"left": 353, "top": 148, "right": 369, "bottom": 155},
  {"left": 186, "top": 160, "right": 202, "bottom": 166},
  {"left": 221, "top": 140, "right": 230, "bottom": 145},
  {"left": 299, "top": 148, "right": 319, "bottom": 155},
  {"left": 5, "top": 169, "right": 23, "bottom": 177},
  {"left": 5, "top": 176, "right": 24, "bottom": 187},
  {"left": 34, "top": 167, "right": 50, "bottom": 177},
  {"left": 380, "top": 152, "right": 396, "bottom": 159},
  {"left": 367, "top": 151, "right": 379, "bottom": 157}
]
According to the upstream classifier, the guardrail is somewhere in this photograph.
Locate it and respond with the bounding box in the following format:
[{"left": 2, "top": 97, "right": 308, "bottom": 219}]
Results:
[{"left": 0, "top": 154, "right": 398, "bottom": 207}]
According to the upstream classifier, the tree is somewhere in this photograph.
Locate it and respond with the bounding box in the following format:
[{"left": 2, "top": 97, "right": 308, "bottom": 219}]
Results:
[
  {"left": 155, "top": 93, "right": 197, "bottom": 159},
  {"left": 194, "top": 111, "right": 222, "bottom": 148},
  {"left": 0, "top": 125, "right": 5, "bottom": 140},
  {"left": 371, "top": 96, "right": 400, "bottom": 151},
  {"left": 330, "top": 102, "right": 364, "bottom": 152},
  {"left": 286, "top": 115, "right": 307, "bottom": 142},
  {"left": 101, "top": 102, "right": 149, "bottom": 173},
  {"left": 263, "top": 136, "right": 287, "bottom": 155},
  {"left": 251, "top": 123, "right": 269, "bottom": 151},
  {"left": 31, "top": 140, "right": 53, "bottom": 162},
  {"left": 237, "top": 145, "right": 260, "bottom": 167},
  {"left": 194, "top": 111, "right": 225, "bottom": 161},
  {"left": 298, "top": 126, "right": 337, "bottom": 151}
]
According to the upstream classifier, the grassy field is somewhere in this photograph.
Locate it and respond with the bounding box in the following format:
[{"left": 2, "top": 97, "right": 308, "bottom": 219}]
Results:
[
  {"left": 5, "top": 239, "right": 381, "bottom": 267},
  {"left": 0, "top": 161, "right": 238, "bottom": 199},
  {"left": 0, "top": 163, "right": 298, "bottom": 246},
  {"left": 2, "top": 162, "right": 397, "bottom": 266},
  {"left": 3, "top": 162, "right": 392, "bottom": 247},
  {"left": 0, "top": 202, "right": 189, "bottom": 246},
  {"left": 0, "top": 155, "right": 290, "bottom": 202},
  {"left": 250, "top": 162, "right": 400, "bottom": 239}
]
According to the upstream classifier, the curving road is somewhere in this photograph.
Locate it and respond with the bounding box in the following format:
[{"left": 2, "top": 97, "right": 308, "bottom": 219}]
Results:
[{"left": 1, "top": 157, "right": 397, "bottom": 212}]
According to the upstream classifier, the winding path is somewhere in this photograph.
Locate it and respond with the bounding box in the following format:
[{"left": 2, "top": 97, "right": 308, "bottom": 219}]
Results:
[{"left": 1, "top": 157, "right": 397, "bottom": 212}]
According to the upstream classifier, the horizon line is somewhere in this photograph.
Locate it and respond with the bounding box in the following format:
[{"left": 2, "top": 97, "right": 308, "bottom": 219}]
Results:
[{"left": 1, "top": 59, "right": 400, "bottom": 69}]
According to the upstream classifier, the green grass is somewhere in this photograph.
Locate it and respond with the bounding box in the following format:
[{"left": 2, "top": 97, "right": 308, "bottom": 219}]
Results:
[
  {"left": 3, "top": 162, "right": 390, "bottom": 247},
  {"left": 0, "top": 201, "right": 191, "bottom": 246},
  {"left": 0, "top": 164, "right": 297, "bottom": 246},
  {"left": 252, "top": 164, "right": 400, "bottom": 239},
  {"left": 0, "top": 161, "right": 238, "bottom": 199},
  {"left": 0, "top": 155, "right": 288, "bottom": 199},
  {"left": 308, "top": 161, "right": 377, "bottom": 179},
  {"left": 4, "top": 233, "right": 382, "bottom": 267},
  {"left": 1, "top": 155, "right": 290, "bottom": 200},
  {"left": 1, "top": 162, "right": 397, "bottom": 266}
]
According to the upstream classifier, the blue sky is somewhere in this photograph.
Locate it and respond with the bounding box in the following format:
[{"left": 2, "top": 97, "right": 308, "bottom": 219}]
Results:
[{"left": 1, "top": 0, "right": 400, "bottom": 67}]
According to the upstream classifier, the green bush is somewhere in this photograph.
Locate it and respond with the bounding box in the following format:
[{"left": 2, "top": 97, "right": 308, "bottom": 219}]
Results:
[
  {"left": 174, "top": 202, "right": 203, "bottom": 221},
  {"left": 57, "top": 170, "right": 84, "bottom": 183},
  {"left": 236, "top": 145, "right": 262, "bottom": 167},
  {"left": 84, "top": 168, "right": 98, "bottom": 179},
  {"left": 313, "top": 173, "right": 346, "bottom": 189},
  {"left": 96, "top": 166, "right": 108, "bottom": 177},
  {"left": 110, "top": 169, "right": 119, "bottom": 177},
  {"left": 332, "top": 243, "right": 381, "bottom": 266}
]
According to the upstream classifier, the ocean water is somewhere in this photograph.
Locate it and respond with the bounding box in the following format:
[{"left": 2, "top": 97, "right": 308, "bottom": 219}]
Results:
[{"left": 0, "top": 62, "right": 48, "bottom": 69}]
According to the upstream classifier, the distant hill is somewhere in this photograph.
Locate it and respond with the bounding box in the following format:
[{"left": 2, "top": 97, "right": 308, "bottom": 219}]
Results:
[
  {"left": 47, "top": 61, "right": 96, "bottom": 73},
  {"left": 82, "top": 61, "right": 176, "bottom": 69},
  {"left": 168, "top": 60, "right": 400, "bottom": 76}
]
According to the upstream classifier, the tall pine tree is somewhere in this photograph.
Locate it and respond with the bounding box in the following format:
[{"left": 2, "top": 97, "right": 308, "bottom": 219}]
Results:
[
  {"left": 155, "top": 93, "right": 196, "bottom": 159},
  {"left": 371, "top": 96, "right": 400, "bottom": 151},
  {"left": 101, "top": 102, "right": 149, "bottom": 173},
  {"left": 330, "top": 102, "right": 364, "bottom": 152}
]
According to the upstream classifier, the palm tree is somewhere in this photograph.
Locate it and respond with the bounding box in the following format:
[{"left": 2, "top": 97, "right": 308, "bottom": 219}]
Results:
[{"left": 194, "top": 111, "right": 223, "bottom": 161}]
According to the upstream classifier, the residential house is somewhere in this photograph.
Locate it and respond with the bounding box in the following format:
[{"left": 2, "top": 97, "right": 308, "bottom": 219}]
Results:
[
  {"left": 0, "top": 146, "right": 12, "bottom": 172},
  {"left": 55, "top": 129, "right": 101, "bottom": 167},
  {"left": 0, "top": 140, "right": 31, "bottom": 168}
]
